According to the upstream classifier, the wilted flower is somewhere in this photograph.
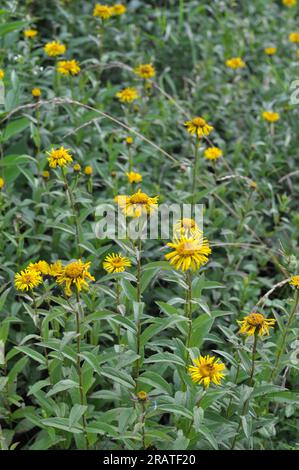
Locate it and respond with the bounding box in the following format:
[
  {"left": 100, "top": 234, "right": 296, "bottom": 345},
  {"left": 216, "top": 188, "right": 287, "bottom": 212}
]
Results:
[
  {"left": 238, "top": 312, "right": 276, "bottom": 336},
  {"left": 55, "top": 260, "right": 95, "bottom": 296}
]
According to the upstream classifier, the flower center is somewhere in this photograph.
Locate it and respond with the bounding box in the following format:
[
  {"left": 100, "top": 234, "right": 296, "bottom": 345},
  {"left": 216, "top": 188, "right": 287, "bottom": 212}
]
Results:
[
  {"left": 193, "top": 117, "right": 206, "bottom": 127},
  {"left": 111, "top": 258, "right": 123, "bottom": 267},
  {"left": 177, "top": 240, "right": 199, "bottom": 255},
  {"left": 247, "top": 313, "right": 264, "bottom": 326},
  {"left": 200, "top": 364, "right": 215, "bottom": 377},
  {"left": 65, "top": 263, "right": 84, "bottom": 279},
  {"left": 130, "top": 192, "right": 149, "bottom": 204}
]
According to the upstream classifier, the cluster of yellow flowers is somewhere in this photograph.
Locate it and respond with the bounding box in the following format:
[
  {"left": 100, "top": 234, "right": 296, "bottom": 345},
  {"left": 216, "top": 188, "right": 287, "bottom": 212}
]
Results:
[{"left": 93, "top": 3, "right": 126, "bottom": 19}]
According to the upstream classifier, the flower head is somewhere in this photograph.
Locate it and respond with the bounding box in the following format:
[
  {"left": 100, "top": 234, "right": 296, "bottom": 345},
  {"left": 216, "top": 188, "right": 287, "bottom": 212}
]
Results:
[
  {"left": 15, "top": 268, "right": 43, "bottom": 291},
  {"left": 42, "top": 170, "right": 50, "bottom": 180},
  {"left": 204, "top": 147, "right": 223, "bottom": 160},
  {"left": 0, "top": 69, "right": 5, "bottom": 80},
  {"left": 57, "top": 60, "right": 80, "bottom": 76},
  {"left": 126, "top": 171, "right": 142, "bottom": 184},
  {"left": 165, "top": 234, "right": 211, "bottom": 271},
  {"left": 133, "top": 63, "right": 156, "bottom": 79},
  {"left": 283, "top": 0, "right": 297, "bottom": 7},
  {"left": 27, "top": 260, "right": 50, "bottom": 275},
  {"left": 126, "top": 136, "right": 133, "bottom": 145},
  {"left": 290, "top": 275, "right": 299, "bottom": 288},
  {"left": 184, "top": 116, "right": 214, "bottom": 139},
  {"left": 238, "top": 312, "right": 276, "bottom": 336},
  {"left": 44, "top": 41, "right": 66, "bottom": 56},
  {"left": 73, "top": 163, "right": 81, "bottom": 172},
  {"left": 262, "top": 111, "right": 280, "bottom": 122},
  {"left": 264, "top": 46, "right": 277, "bottom": 55},
  {"left": 84, "top": 165, "right": 93, "bottom": 176},
  {"left": 225, "top": 57, "right": 245, "bottom": 69},
  {"left": 116, "top": 87, "right": 139, "bottom": 103},
  {"left": 115, "top": 189, "right": 158, "bottom": 218},
  {"left": 173, "top": 218, "right": 202, "bottom": 238},
  {"left": 47, "top": 146, "right": 73, "bottom": 168},
  {"left": 49, "top": 260, "right": 63, "bottom": 277},
  {"left": 137, "top": 390, "right": 148, "bottom": 401},
  {"left": 112, "top": 4, "right": 127, "bottom": 15},
  {"left": 24, "top": 29, "right": 38, "bottom": 39},
  {"left": 32, "top": 88, "right": 41, "bottom": 98},
  {"left": 103, "top": 253, "right": 131, "bottom": 273},
  {"left": 188, "top": 355, "right": 225, "bottom": 388},
  {"left": 0, "top": 177, "right": 5, "bottom": 190},
  {"left": 55, "top": 260, "right": 95, "bottom": 296},
  {"left": 289, "top": 32, "right": 299, "bottom": 43},
  {"left": 93, "top": 4, "right": 113, "bottom": 19}
]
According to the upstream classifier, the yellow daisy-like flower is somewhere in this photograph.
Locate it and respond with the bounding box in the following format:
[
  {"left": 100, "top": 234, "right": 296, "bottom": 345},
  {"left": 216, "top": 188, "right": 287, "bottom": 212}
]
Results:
[
  {"left": 184, "top": 117, "right": 214, "bottom": 139},
  {"left": 126, "top": 136, "right": 133, "bottom": 145},
  {"left": 0, "top": 69, "right": 5, "bottom": 80},
  {"left": 32, "top": 88, "right": 41, "bottom": 97},
  {"left": 24, "top": 29, "right": 38, "bottom": 39},
  {"left": 290, "top": 275, "right": 299, "bottom": 288},
  {"left": 173, "top": 218, "right": 202, "bottom": 238},
  {"left": 84, "top": 165, "right": 93, "bottom": 176},
  {"left": 44, "top": 41, "right": 66, "bottom": 56},
  {"left": 289, "top": 32, "right": 299, "bottom": 43},
  {"left": 165, "top": 234, "right": 211, "bottom": 272},
  {"left": 15, "top": 269, "right": 43, "bottom": 291},
  {"left": 47, "top": 146, "right": 73, "bottom": 168},
  {"left": 55, "top": 260, "right": 95, "bottom": 297},
  {"left": 73, "top": 163, "right": 81, "bottom": 172},
  {"left": 204, "top": 147, "right": 223, "bottom": 160},
  {"left": 238, "top": 312, "right": 276, "bottom": 336},
  {"left": 27, "top": 260, "right": 50, "bottom": 275},
  {"left": 133, "top": 63, "right": 156, "bottom": 79},
  {"left": 126, "top": 171, "right": 142, "bottom": 184},
  {"left": 262, "top": 111, "right": 280, "bottom": 122},
  {"left": 115, "top": 189, "right": 158, "bottom": 218},
  {"left": 49, "top": 260, "right": 63, "bottom": 277},
  {"left": 137, "top": 390, "right": 148, "bottom": 401},
  {"left": 93, "top": 4, "right": 113, "bottom": 19},
  {"left": 112, "top": 4, "right": 127, "bottom": 15},
  {"left": 0, "top": 177, "right": 5, "bottom": 190},
  {"left": 116, "top": 87, "right": 139, "bottom": 103},
  {"left": 103, "top": 253, "right": 131, "bottom": 273},
  {"left": 57, "top": 60, "right": 80, "bottom": 76},
  {"left": 264, "top": 46, "right": 277, "bottom": 55},
  {"left": 188, "top": 355, "right": 226, "bottom": 388},
  {"left": 225, "top": 57, "right": 246, "bottom": 69},
  {"left": 42, "top": 170, "right": 50, "bottom": 180},
  {"left": 283, "top": 0, "right": 297, "bottom": 7}
]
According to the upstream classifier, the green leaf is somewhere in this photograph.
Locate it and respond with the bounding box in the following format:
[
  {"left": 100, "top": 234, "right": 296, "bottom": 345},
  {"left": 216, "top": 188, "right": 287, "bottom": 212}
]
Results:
[
  {"left": 41, "top": 417, "right": 83, "bottom": 434},
  {"left": 2, "top": 118, "right": 30, "bottom": 142},
  {"left": 46, "top": 379, "right": 79, "bottom": 397},
  {"left": 101, "top": 367, "right": 136, "bottom": 389},
  {"left": 15, "top": 346, "right": 47, "bottom": 365},
  {"left": 189, "top": 314, "right": 214, "bottom": 348},
  {"left": 138, "top": 371, "right": 172, "bottom": 395},
  {"left": 69, "top": 404, "right": 88, "bottom": 429},
  {"left": 0, "top": 21, "right": 28, "bottom": 37}
]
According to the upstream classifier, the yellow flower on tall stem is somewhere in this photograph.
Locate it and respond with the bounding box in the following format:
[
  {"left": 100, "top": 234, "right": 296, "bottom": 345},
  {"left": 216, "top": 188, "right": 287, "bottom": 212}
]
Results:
[
  {"left": 116, "top": 87, "right": 139, "bottom": 103},
  {"left": 225, "top": 57, "right": 246, "bottom": 69},
  {"left": 56, "top": 60, "right": 80, "bottom": 76},
  {"left": 262, "top": 111, "right": 280, "bottom": 122},
  {"left": 15, "top": 269, "right": 43, "bottom": 291},
  {"left": 44, "top": 41, "right": 66, "bottom": 56},
  {"left": 112, "top": 4, "right": 126, "bottom": 15},
  {"left": 115, "top": 189, "right": 158, "bottom": 218},
  {"left": 165, "top": 234, "right": 211, "bottom": 272},
  {"left": 204, "top": 147, "right": 223, "bottom": 160},
  {"left": 32, "top": 88, "right": 41, "bottom": 98},
  {"left": 27, "top": 260, "right": 50, "bottom": 275},
  {"left": 133, "top": 63, "right": 156, "bottom": 79},
  {"left": 93, "top": 4, "right": 113, "bottom": 19},
  {"left": 289, "top": 32, "right": 299, "bottom": 43},
  {"left": 24, "top": 29, "right": 38, "bottom": 39},
  {"left": 264, "top": 46, "right": 277, "bottom": 55},
  {"left": 184, "top": 116, "right": 213, "bottom": 139},
  {"left": 188, "top": 355, "right": 226, "bottom": 388},
  {"left": 47, "top": 146, "right": 73, "bottom": 168},
  {"left": 103, "top": 253, "right": 131, "bottom": 273},
  {"left": 290, "top": 275, "right": 299, "bottom": 288},
  {"left": 126, "top": 171, "right": 142, "bottom": 184},
  {"left": 238, "top": 312, "right": 276, "bottom": 336},
  {"left": 55, "top": 260, "right": 95, "bottom": 297}
]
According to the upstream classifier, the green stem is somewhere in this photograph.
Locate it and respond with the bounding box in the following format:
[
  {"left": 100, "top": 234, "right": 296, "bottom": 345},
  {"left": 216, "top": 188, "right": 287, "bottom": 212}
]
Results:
[
  {"left": 61, "top": 167, "right": 81, "bottom": 258},
  {"left": 185, "top": 271, "right": 193, "bottom": 349},
  {"left": 134, "top": 238, "right": 142, "bottom": 387},
  {"left": 191, "top": 137, "right": 200, "bottom": 206},
  {"left": 271, "top": 289, "right": 299, "bottom": 381}
]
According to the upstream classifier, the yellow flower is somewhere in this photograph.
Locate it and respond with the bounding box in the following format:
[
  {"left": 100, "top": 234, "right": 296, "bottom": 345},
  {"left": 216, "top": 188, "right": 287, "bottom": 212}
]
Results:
[
  {"left": 126, "top": 136, "right": 133, "bottom": 145},
  {"left": 283, "top": 0, "right": 297, "bottom": 7},
  {"left": 290, "top": 275, "right": 299, "bottom": 288},
  {"left": 289, "top": 32, "right": 299, "bottom": 43},
  {"left": 0, "top": 69, "right": 5, "bottom": 80},
  {"left": 262, "top": 111, "right": 280, "bottom": 122},
  {"left": 103, "top": 253, "right": 131, "bottom": 273},
  {"left": 44, "top": 41, "right": 66, "bottom": 56},
  {"left": 184, "top": 116, "right": 214, "bottom": 139},
  {"left": 116, "top": 87, "right": 139, "bottom": 103},
  {"left": 55, "top": 260, "right": 95, "bottom": 296},
  {"left": 73, "top": 163, "right": 81, "bottom": 172},
  {"left": 27, "top": 260, "right": 50, "bottom": 275},
  {"left": 250, "top": 181, "right": 257, "bottom": 189},
  {"left": 204, "top": 147, "right": 223, "bottom": 160},
  {"left": 165, "top": 234, "right": 211, "bottom": 271},
  {"left": 0, "top": 177, "right": 5, "bottom": 190},
  {"left": 112, "top": 4, "right": 127, "bottom": 15},
  {"left": 32, "top": 88, "right": 41, "bottom": 97},
  {"left": 264, "top": 46, "right": 277, "bottom": 55},
  {"left": 57, "top": 60, "right": 80, "bottom": 76},
  {"left": 115, "top": 189, "right": 158, "bottom": 218},
  {"left": 126, "top": 171, "right": 142, "bottom": 184},
  {"left": 15, "top": 269, "right": 43, "bottom": 291},
  {"left": 93, "top": 4, "right": 113, "bottom": 19},
  {"left": 47, "top": 146, "right": 73, "bottom": 168},
  {"left": 84, "top": 165, "right": 93, "bottom": 176},
  {"left": 24, "top": 29, "right": 38, "bottom": 39},
  {"left": 238, "top": 312, "right": 276, "bottom": 336},
  {"left": 133, "top": 63, "right": 156, "bottom": 79},
  {"left": 188, "top": 355, "right": 225, "bottom": 388},
  {"left": 173, "top": 218, "right": 202, "bottom": 238},
  {"left": 137, "top": 390, "right": 148, "bottom": 401},
  {"left": 225, "top": 57, "right": 246, "bottom": 69},
  {"left": 42, "top": 170, "right": 50, "bottom": 180},
  {"left": 49, "top": 260, "right": 63, "bottom": 277}
]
